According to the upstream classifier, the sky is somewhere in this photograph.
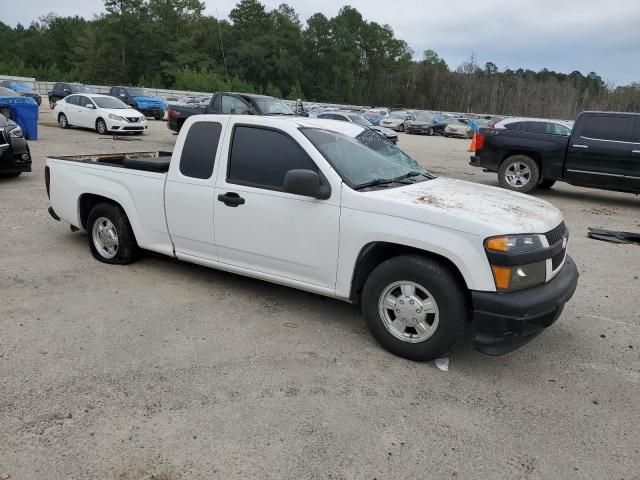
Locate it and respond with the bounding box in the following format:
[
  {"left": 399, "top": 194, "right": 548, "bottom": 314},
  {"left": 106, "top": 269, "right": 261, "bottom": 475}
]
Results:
[{"left": 5, "top": 0, "right": 640, "bottom": 86}]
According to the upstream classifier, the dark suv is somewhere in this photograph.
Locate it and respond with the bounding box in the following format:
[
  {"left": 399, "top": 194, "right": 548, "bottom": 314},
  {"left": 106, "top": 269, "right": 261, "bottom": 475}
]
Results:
[{"left": 48, "top": 83, "right": 94, "bottom": 109}]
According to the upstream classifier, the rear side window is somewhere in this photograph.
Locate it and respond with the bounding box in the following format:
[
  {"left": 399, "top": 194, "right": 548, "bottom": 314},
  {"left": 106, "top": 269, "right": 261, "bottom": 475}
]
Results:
[
  {"left": 545, "top": 122, "right": 571, "bottom": 136},
  {"left": 66, "top": 96, "right": 78, "bottom": 106},
  {"left": 179, "top": 122, "right": 221, "bottom": 179},
  {"left": 228, "top": 126, "right": 317, "bottom": 190},
  {"left": 580, "top": 115, "right": 633, "bottom": 142},
  {"left": 522, "top": 122, "right": 545, "bottom": 134},
  {"left": 504, "top": 122, "right": 523, "bottom": 130}
]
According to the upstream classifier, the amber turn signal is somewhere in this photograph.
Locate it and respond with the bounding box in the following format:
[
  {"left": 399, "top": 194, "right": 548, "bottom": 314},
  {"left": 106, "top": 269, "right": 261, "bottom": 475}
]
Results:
[{"left": 491, "top": 265, "right": 512, "bottom": 290}]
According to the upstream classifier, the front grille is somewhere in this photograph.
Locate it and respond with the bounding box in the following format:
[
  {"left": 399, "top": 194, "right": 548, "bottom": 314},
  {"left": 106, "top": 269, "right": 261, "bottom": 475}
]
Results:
[
  {"left": 551, "top": 251, "right": 565, "bottom": 270},
  {"left": 545, "top": 222, "right": 567, "bottom": 245},
  {"left": 126, "top": 117, "right": 140, "bottom": 123},
  {"left": 546, "top": 222, "right": 567, "bottom": 271}
]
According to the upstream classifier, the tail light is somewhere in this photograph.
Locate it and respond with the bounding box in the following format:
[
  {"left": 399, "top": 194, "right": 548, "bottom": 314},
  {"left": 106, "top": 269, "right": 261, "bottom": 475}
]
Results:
[
  {"left": 45, "top": 165, "right": 50, "bottom": 199},
  {"left": 475, "top": 132, "right": 485, "bottom": 151},
  {"left": 168, "top": 109, "right": 179, "bottom": 118}
]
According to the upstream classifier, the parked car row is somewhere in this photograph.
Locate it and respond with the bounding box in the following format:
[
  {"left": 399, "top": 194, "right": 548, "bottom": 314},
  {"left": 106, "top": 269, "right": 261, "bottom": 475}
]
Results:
[{"left": 0, "top": 80, "right": 42, "bottom": 105}]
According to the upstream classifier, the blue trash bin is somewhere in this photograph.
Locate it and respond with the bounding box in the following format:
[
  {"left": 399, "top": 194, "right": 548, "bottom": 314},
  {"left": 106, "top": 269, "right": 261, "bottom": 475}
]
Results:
[{"left": 0, "top": 96, "right": 39, "bottom": 140}]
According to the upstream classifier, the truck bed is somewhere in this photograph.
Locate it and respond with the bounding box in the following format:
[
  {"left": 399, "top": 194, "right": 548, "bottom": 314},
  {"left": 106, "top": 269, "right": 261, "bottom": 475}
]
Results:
[{"left": 49, "top": 151, "right": 172, "bottom": 173}]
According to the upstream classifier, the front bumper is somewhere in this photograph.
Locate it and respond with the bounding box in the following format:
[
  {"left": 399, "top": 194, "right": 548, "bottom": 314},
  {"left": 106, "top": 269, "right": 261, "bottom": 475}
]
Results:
[
  {"left": 139, "top": 107, "right": 165, "bottom": 118},
  {"left": 0, "top": 138, "right": 31, "bottom": 174},
  {"left": 107, "top": 118, "right": 148, "bottom": 132},
  {"left": 471, "top": 256, "right": 579, "bottom": 355}
]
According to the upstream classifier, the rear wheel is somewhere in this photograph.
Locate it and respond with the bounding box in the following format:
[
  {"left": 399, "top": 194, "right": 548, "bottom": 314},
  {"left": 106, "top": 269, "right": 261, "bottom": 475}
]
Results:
[
  {"left": 153, "top": 113, "right": 164, "bottom": 120},
  {"left": 399, "top": 124, "right": 405, "bottom": 132},
  {"left": 58, "top": 113, "right": 69, "bottom": 129},
  {"left": 538, "top": 178, "right": 556, "bottom": 189},
  {"left": 96, "top": 118, "right": 108, "bottom": 135},
  {"left": 87, "top": 202, "right": 138, "bottom": 264},
  {"left": 361, "top": 255, "right": 468, "bottom": 361},
  {"left": 498, "top": 155, "right": 540, "bottom": 193},
  {"left": 427, "top": 127, "right": 433, "bottom": 136}
]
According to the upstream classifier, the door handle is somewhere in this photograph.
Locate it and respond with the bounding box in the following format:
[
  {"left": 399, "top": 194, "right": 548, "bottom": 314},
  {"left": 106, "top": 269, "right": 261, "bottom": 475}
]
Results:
[
  {"left": 572, "top": 144, "right": 589, "bottom": 149},
  {"left": 218, "top": 192, "right": 245, "bottom": 207}
]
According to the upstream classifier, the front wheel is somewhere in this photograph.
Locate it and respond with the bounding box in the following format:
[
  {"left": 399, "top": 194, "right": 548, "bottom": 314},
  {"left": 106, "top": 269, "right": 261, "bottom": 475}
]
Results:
[
  {"left": 58, "top": 113, "right": 69, "bottom": 129},
  {"left": 361, "top": 255, "right": 468, "bottom": 361},
  {"left": 87, "top": 202, "right": 138, "bottom": 264},
  {"left": 498, "top": 155, "right": 540, "bottom": 193},
  {"left": 399, "top": 124, "right": 405, "bottom": 132},
  {"left": 96, "top": 118, "right": 108, "bottom": 135}
]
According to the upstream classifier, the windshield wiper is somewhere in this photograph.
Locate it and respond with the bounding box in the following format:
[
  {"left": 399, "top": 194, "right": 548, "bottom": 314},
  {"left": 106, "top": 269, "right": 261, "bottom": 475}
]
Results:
[
  {"left": 353, "top": 178, "right": 398, "bottom": 190},
  {"left": 392, "top": 171, "right": 424, "bottom": 181},
  {"left": 354, "top": 171, "right": 428, "bottom": 191}
]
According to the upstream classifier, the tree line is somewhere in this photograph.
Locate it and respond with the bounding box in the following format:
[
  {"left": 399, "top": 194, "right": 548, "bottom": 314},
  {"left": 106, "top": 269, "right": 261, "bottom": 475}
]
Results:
[{"left": 1, "top": 0, "right": 638, "bottom": 119}]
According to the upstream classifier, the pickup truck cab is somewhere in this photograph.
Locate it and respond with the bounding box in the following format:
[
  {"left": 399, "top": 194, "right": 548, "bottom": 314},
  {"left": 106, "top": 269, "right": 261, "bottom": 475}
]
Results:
[
  {"left": 46, "top": 115, "right": 578, "bottom": 361},
  {"left": 470, "top": 111, "right": 640, "bottom": 194},
  {"left": 167, "top": 92, "right": 294, "bottom": 133}
]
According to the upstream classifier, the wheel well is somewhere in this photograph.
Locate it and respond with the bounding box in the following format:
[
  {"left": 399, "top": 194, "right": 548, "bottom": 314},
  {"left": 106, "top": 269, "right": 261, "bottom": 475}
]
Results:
[
  {"left": 501, "top": 150, "right": 541, "bottom": 169},
  {"left": 79, "top": 194, "right": 120, "bottom": 229},
  {"left": 349, "top": 242, "right": 469, "bottom": 304},
  {"left": 95, "top": 117, "right": 105, "bottom": 127}
]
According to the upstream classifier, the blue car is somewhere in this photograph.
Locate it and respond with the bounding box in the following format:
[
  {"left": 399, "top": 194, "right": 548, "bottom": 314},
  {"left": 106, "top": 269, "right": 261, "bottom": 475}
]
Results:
[
  {"left": 0, "top": 81, "right": 42, "bottom": 106},
  {"left": 109, "top": 86, "right": 168, "bottom": 120}
]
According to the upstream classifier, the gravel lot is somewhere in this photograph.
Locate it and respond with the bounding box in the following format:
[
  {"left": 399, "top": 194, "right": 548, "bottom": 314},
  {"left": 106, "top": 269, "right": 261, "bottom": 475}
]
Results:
[{"left": 1, "top": 111, "right": 639, "bottom": 479}]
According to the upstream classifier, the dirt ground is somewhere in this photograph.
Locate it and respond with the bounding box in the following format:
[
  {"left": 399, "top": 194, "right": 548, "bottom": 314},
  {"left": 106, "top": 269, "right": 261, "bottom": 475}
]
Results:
[{"left": 1, "top": 110, "right": 639, "bottom": 479}]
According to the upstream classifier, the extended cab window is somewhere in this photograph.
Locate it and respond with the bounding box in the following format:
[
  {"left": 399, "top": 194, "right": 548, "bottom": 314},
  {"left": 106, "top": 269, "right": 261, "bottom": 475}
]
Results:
[
  {"left": 504, "top": 122, "right": 523, "bottom": 130},
  {"left": 179, "top": 122, "right": 222, "bottom": 179},
  {"left": 221, "top": 96, "right": 251, "bottom": 114},
  {"left": 580, "top": 115, "right": 633, "bottom": 142},
  {"left": 228, "top": 126, "right": 317, "bottom": 190},
  {"left": 545, "top": 122, "right": 571, "bottom": 136}
]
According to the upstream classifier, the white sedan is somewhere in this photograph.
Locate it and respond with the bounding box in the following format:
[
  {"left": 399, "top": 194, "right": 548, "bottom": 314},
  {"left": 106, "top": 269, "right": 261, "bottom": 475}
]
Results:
[{"left": 52, "top": 94, "right": 147, "bottom": 135}]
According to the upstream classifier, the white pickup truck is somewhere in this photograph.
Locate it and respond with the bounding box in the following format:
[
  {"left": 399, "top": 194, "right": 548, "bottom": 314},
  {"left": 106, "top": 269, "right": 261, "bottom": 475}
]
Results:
[{"left": 45, "top": 115, "right": 578, "bottom": 360}]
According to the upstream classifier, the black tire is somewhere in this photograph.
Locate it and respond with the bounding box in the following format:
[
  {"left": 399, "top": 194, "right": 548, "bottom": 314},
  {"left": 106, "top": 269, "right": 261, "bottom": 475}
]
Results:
[
  {"left": 153, "top": 113, "right": 164, "bottom": 120},
  {"left": 95, "top": 118, "right": 108, "bottom": 135},
  {"left": 87, "top": 202, "right": 138, "bottom": 265},
  {"left": 58, "top": 113, "right": 69, "bottom": 129},
  {"left": 361, "top": 255, "right": 468, "bottom": 361},
  {"left": 0, "top": 172, "right": 21, "bottom": 178},
  {"left": 498, "top": 154, "right": 540, "bottom": 193},
  {"left": 399, "top": 124, "right": 405, "bottom": 132},
  {"left": 538, "top": 178, "right": 556, "bottom": 189}
]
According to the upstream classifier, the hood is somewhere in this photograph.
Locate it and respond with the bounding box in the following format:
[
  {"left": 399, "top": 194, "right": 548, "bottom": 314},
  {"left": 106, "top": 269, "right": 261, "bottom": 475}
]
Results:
[
  {"left": 102, "top": 108, "right": 145, "bottom": 118},
  {"left": 408, "top": 121, "right": 432, "bottom": 127},
  {"left": 348, "top": 177, "right": 564, "bottom": 237},
  {"left": 132, "top": 95, "right": 167, "bottom": 107}
]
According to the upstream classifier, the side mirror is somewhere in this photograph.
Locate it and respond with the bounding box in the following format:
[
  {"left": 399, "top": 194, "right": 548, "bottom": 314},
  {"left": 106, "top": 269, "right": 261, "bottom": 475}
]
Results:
[
  {"left": 283, "top": 169, "right": 330, "bottom": 199},
  {"left": 85, "top": 103, "right": 95, "bottom": 109}
]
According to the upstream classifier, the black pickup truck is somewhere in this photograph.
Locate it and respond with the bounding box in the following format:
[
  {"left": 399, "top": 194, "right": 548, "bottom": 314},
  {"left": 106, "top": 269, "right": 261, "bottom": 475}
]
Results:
[
  {"left": 470, "top": 111, "right": 640, "bottom": 194},
  {"left": 167, "top": 92, "right": 295, "bottom": 133}
]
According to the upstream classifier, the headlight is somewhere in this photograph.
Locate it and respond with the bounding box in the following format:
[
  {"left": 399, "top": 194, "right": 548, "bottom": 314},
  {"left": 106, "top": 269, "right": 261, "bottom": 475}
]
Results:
[
  {"left": 485, "top": 234, "right": 547, "bottom": 292},
  {"left": 8, "top": 125, "right": 23, "bottom": 138},
  {"left": 108, "top": 114, "right": 124, "bottom": 121}
]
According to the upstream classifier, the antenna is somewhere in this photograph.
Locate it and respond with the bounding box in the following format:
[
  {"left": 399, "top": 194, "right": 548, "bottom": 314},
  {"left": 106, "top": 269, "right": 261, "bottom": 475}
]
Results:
[{"left": 216, "top": 9, "right": 229, "bottom": 84}]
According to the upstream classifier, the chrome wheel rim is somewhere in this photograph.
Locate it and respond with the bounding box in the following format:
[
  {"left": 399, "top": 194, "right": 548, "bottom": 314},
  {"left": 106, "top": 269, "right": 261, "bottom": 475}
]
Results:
[
  {"left": 505, "top": 162, "right": 531, "bottom": 187},
  {"left": 59, "top": 115, "right": 67, "bottom": 127},
  {"left": 92, "top": 217, "right": 119, "bottom": 259},
  {"left": 378, "top": 281, "right": 439, "bottom": 343},
  {"left": 97, "top": 121, "right": 106, "bottom": 134}
]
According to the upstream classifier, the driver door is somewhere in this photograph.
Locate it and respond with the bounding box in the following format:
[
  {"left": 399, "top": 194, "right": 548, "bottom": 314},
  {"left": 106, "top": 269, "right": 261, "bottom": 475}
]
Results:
[{"left": 213, "top": 123, "right": 340, "bottom": 289}]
